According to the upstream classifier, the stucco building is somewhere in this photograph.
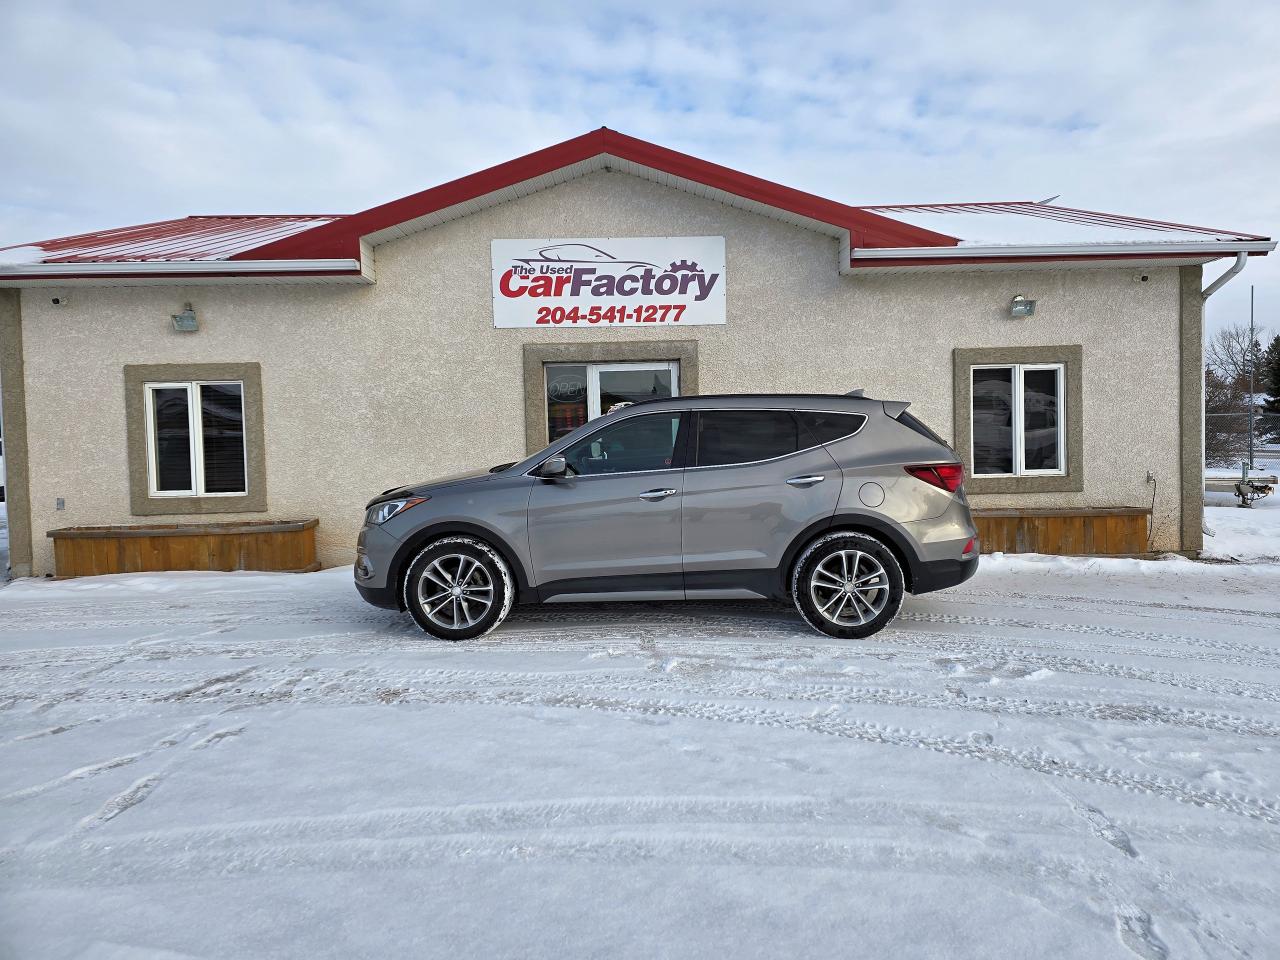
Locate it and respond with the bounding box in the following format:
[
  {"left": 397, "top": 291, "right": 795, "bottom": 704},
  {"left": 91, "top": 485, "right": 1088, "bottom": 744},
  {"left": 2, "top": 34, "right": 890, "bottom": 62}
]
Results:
[{"left": 0, "top": 129, "right": 1273, "bottom": 578}]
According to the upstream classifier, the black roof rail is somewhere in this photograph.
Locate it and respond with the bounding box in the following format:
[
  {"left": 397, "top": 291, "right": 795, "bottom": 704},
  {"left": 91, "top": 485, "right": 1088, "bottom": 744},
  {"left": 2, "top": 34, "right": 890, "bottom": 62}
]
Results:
[{"left": 625, "top": 392, "right": 875, "bottom": 407}]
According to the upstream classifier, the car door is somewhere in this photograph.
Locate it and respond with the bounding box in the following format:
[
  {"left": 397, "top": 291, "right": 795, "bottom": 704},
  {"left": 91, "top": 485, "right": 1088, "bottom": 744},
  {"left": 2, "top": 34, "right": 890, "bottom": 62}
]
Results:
[
  {"left": 681, "top": 409, "right": 841, "bottom": 596},
  {"left": 528, "top": 411, "right": 688, "bottom": 600}
]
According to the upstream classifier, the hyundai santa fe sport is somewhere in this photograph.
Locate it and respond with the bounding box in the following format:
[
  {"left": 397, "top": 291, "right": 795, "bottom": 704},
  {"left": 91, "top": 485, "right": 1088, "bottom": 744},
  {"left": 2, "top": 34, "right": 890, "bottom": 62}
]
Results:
[{"left": 354, "top": 393, "right": 980, "bottom": 640}]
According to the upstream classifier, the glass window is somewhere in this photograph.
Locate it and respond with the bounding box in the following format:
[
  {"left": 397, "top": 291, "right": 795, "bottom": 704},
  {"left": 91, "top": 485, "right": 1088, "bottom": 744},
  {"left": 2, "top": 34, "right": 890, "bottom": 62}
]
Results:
[
  {"left": 146, "top": 381, "right": 247, "bottom": 496},
  {"left": 971, "top": 365, "right": 1064, "bottom": 476},
  {"left": 972, "top": 368, "right": 1014, "bottom": 475},
  {"left": 561, "top": 413, "right": 682, "bottom": 475},
  {"left": 796, "top": 411, "right": 866, "bottom": 446},
  {"left": 151, "top": 387, "right": 194, "bottom": 492},
  {"left": 544, "top": 361, "right": 679, "bottom": 441},
  {"left": 1022, "top": 368, "right": 1060, "bottom": 471},
  {"left": 546, "top": 364, "right": 588, "bottom": 442},
  {"left": 697, "top": 410, "right": 799, "bottom": 467},
  {"left": 199, "top": 383, "right": 246, "bottom": 493},
  {"left": 597, "top": 365, "right": 674, "bottom": 413}
]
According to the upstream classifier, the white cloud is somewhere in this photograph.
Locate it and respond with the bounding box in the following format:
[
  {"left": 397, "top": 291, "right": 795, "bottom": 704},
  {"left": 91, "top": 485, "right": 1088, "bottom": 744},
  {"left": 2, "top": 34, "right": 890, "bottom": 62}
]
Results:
[{"left": 0, "top": 0, "right": 1275, "bottom": 333}]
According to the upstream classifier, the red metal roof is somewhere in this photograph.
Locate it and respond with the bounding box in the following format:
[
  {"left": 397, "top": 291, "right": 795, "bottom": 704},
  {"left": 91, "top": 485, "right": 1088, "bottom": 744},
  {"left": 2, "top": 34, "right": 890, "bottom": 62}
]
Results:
[
  {"left": 234, "top": 128, "right": 956, "bottom": 261},
  {"left": 0, "top": 130, "right": 1271, "bottom": 281},
  {"left": 857, "top": 202, "right": 1270, "bottom": 244},
  {"left": 1, "top": 215, "right": 341, "bottom": 263}
]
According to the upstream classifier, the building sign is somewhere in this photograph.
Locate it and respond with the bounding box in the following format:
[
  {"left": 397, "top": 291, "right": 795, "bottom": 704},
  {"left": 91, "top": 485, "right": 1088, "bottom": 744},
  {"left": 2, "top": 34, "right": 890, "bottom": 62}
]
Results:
[{"left": 492, "top": 237, "right": 726, "bottom": 328}]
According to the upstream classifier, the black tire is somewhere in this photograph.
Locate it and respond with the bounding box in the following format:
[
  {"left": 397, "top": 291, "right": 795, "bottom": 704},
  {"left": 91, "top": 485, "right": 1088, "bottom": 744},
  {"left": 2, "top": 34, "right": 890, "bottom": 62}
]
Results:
[
  {"left": 402, "top": 536, "right": 515, "bottom": 641},
  {"left": 790, "top": 531, "right": 904, "bottom": 639}
]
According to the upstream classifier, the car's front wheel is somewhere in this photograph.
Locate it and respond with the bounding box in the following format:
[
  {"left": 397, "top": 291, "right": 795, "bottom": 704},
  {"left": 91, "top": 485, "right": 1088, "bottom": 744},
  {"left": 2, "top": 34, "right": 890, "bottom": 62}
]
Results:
[
  {"left": 791, "top": 531, "right": 904, "bottom": 639},
  {"left": 402, "top": 536, "right": 515, "bottom": 641}
]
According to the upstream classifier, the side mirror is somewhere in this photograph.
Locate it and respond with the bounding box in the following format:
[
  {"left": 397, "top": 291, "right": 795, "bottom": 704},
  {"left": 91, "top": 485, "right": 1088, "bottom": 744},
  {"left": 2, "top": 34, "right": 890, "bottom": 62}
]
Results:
[{"left": 537, "top": 455, "right": 568, "bottom": 479}]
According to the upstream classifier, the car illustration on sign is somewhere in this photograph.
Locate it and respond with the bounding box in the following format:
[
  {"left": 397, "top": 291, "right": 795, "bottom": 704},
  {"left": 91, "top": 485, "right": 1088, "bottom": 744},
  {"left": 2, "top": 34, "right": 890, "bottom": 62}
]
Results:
[{"left": 513, "top": 243, "right": 657, "bottom": 271}]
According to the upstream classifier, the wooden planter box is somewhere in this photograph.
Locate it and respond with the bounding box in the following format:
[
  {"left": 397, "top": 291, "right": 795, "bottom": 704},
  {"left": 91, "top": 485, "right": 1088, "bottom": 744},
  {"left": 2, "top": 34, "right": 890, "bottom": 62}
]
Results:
[
  {"left": 972, "top": 507, "right": 1151, "bottom": 556},
  {"left": 48, "top": 518, "right": 319, "bottom": 578}
]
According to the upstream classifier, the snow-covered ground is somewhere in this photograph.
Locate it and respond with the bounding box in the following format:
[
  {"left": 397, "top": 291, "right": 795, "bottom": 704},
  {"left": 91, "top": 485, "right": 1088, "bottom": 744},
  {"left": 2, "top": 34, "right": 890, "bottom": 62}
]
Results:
[
  {"left": 2, "top": 560, "right": 1280, "bottom": 959},
  {"left": 0, "top": 501, "right": 9, "bottom": 578},
  {"left": 1204, "top": 483, "right": 1280, "bottom": 562}
]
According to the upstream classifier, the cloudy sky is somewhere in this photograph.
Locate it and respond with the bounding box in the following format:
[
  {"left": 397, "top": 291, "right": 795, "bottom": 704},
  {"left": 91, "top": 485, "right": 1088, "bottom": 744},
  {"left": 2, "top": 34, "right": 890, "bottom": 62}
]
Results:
[{"left": 1, "top": 1, "right": 1276, "bottom": 333}]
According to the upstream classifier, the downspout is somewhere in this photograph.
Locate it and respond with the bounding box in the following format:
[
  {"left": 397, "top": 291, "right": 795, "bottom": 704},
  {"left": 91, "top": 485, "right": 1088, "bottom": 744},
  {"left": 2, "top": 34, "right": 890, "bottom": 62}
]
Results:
[
  {"left": 1198, "top": 251, "right": 1250, "bottom": 522},
  {"left": 1202, "top": 250, "right": 1247, "bottom": 300}
]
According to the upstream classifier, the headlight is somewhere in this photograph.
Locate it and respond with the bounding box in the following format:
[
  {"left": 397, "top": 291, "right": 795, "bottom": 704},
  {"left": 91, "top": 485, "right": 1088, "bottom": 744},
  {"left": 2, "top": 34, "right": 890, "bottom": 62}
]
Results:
[{"left": 365, "top": 496, "right": 427, "bottom": 525}]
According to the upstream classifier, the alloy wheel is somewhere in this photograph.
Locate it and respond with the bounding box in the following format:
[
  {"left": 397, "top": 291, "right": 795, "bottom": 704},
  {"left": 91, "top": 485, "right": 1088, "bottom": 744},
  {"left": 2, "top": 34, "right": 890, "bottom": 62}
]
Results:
[
  {"left": 417, "top": 553, "right": 495, "bottom": 630},
  {"left": 808, "top": 549, "right": 890, "bottom": 627}
]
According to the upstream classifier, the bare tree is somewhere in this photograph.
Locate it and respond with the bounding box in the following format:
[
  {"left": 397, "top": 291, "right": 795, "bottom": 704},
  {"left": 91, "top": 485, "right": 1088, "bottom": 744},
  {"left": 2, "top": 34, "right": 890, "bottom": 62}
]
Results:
[
  {"left": 1206, "top": 320, "right": 1265, "bottom": 387},
  {"left": 1206, "top": 368, "right": 1252, "bottom": 466},
  {"left": 1204, "top": 320, "right": 1268, "bottom": 468}
]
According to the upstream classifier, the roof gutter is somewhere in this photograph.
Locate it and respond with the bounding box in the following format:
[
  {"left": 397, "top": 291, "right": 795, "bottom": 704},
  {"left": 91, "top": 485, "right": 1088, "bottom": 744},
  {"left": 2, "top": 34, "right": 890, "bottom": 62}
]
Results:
[
  {"left": 0, "top": 258, "right": 363, "bottom": 282},
  {"left": 850, "top": 240, "right": 1275, "bottom": 261}
]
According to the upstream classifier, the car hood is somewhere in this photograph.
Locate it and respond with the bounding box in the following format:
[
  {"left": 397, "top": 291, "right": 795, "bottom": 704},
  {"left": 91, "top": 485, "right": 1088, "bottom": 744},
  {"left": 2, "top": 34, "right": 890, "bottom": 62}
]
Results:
[{"left": 367, "top": 465, "right": 504, "bottom": 507}]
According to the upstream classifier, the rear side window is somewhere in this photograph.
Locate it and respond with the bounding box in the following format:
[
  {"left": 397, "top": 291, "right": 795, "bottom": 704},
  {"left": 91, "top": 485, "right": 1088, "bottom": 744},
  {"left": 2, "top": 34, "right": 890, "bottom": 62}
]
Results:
[
  {"left": 696, "top": 410, "right": 799, "bottom": 466},
  {"left": 796, "top": 411, "right": 866, "bottom": 446}
]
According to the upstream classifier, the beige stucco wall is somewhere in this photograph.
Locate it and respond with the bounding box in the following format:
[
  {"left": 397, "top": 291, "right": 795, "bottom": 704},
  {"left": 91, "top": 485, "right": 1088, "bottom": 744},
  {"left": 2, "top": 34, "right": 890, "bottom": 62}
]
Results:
[{"left": 17, "top": 170, "right": 1184, "bottom": 574}]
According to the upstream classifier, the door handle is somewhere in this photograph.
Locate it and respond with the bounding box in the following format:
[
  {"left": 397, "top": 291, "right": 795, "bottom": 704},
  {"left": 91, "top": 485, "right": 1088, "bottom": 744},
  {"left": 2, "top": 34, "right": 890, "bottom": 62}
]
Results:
[
  {"left": 639, "top": 488, "right": 678, "bottom": 501},
  {"left": 786, "top": 475, "right": 826, "bottom": 487}
]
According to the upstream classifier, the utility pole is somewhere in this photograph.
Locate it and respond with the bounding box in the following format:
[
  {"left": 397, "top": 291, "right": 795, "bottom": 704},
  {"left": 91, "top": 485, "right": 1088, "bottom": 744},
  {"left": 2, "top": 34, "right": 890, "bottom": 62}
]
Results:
[{"left": 1248, "top": 284, "right": 1256, "bottom": 471}]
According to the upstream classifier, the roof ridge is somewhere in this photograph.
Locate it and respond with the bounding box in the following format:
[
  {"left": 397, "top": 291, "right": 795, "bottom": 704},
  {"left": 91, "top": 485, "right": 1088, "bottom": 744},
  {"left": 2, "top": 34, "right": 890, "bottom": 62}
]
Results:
[{"left": 185, "top": 214, "right": 345, "bottom": 220}]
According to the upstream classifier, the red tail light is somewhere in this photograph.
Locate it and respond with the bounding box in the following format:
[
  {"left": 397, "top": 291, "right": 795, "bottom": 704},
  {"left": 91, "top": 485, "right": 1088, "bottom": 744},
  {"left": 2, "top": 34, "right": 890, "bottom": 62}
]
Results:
[{"left": 905, "top": 463, "right": 965, "bottom": 493}]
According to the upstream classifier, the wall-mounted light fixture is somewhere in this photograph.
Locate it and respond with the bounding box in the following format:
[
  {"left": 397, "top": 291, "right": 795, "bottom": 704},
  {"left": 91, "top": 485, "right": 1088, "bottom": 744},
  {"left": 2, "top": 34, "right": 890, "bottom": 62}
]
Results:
[
  {"left": 171, "top": 302, "right": 199, "bottom": 332},
  {"left": 1009, "top": 295, "right": 1036, "bottom": 318}
]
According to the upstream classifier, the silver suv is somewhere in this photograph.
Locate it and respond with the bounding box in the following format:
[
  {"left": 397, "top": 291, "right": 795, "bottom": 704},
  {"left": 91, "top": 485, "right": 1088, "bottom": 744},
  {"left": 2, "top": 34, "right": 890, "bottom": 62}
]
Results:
[{"left": 355, "top": 393, "right": 979, "bottom": 640}]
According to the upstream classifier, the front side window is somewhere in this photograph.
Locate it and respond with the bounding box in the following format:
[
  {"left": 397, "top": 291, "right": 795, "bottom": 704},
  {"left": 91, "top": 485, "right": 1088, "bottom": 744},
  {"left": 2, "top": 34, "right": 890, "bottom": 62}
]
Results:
[
  {"left": 696, "top": 410, "right": 799, "bottom": 467},
  {"left": 144, "top": 381, "right": 246, "bottom": 496},
  {"left": 971, "top": 364, "right": 1063, "bottom": 476},
  {"left": 561, "top": 413, "right": 682, "bottom": 475}
]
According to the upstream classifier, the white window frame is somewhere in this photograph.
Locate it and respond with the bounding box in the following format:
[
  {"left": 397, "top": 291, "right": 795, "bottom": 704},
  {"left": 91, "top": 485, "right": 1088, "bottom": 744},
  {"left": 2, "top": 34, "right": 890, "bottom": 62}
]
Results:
[
  {"left": 970, "top": 363, "right": 1066, "bottom": 477},
  {"left": 143, "top": 380, "right": 248, "bottom": 497}
]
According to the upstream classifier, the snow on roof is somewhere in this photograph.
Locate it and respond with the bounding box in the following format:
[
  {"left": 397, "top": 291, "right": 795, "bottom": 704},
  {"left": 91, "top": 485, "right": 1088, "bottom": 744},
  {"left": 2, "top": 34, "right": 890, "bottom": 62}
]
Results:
[
  {"left": 0, "top": 215, "right": 342, "bottom": 264},
  {"left": 856, "top": 202, "right": 1269, "bottom": 248}
]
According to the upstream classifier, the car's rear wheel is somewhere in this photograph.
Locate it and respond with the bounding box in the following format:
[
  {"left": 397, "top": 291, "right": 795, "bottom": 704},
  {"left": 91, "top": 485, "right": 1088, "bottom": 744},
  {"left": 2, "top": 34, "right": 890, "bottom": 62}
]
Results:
[
  {"left": 791, "top": 531, "right": 904, "bottom": 639},
  {"left": 403, "top": 536, "right": 514, "bottom": 641}
]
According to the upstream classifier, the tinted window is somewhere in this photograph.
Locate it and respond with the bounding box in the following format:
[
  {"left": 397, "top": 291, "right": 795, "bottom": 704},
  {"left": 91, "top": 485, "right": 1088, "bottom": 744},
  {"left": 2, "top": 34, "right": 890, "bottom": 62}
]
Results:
[
  {"left": 796, "top": 411, "right": 866, "bottom": 446},
  {"left": 562, "top": 414, "right": 681, "bottom": 475},
  {"left": 898, "top": 411, "right": 947, "bottom": 446},
  {"left": 697, "top": 410, "right": 799, "bottom": 467}
]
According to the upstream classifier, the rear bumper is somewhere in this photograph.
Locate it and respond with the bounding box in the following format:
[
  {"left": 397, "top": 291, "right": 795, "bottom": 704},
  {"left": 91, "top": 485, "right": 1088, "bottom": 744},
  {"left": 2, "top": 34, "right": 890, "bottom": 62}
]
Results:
[{"left": 909, "top": 554, "right": 979, "bottom": 595}]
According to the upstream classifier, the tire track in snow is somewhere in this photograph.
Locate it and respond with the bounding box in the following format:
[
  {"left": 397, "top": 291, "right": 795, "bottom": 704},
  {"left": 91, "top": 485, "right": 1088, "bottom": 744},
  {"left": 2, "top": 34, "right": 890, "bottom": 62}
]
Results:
[
  {"left": 16, "top": 662, "right": 1280, "bottom": 740},
  {"left": 0, "top": 720, "right": 209, "bottom": 803},
  {"left": 369, "top": 688, "right": 1280, "bottom": 825},
  {"left": 899, "top": 610, "right": 1280, "bottom": 664},
  {"left": 5, "top": 819, "right": 1276, "bottom": 924}
]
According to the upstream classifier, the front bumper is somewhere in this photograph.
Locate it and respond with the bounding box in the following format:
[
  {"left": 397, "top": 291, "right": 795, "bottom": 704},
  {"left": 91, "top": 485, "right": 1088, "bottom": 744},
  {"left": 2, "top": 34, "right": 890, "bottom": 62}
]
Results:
[
  {"left": 356, "top": 581, "right": 401, "bottom": 609},
  {"left": 353, "top": 520, "right": 402, "bottom": 607}
]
